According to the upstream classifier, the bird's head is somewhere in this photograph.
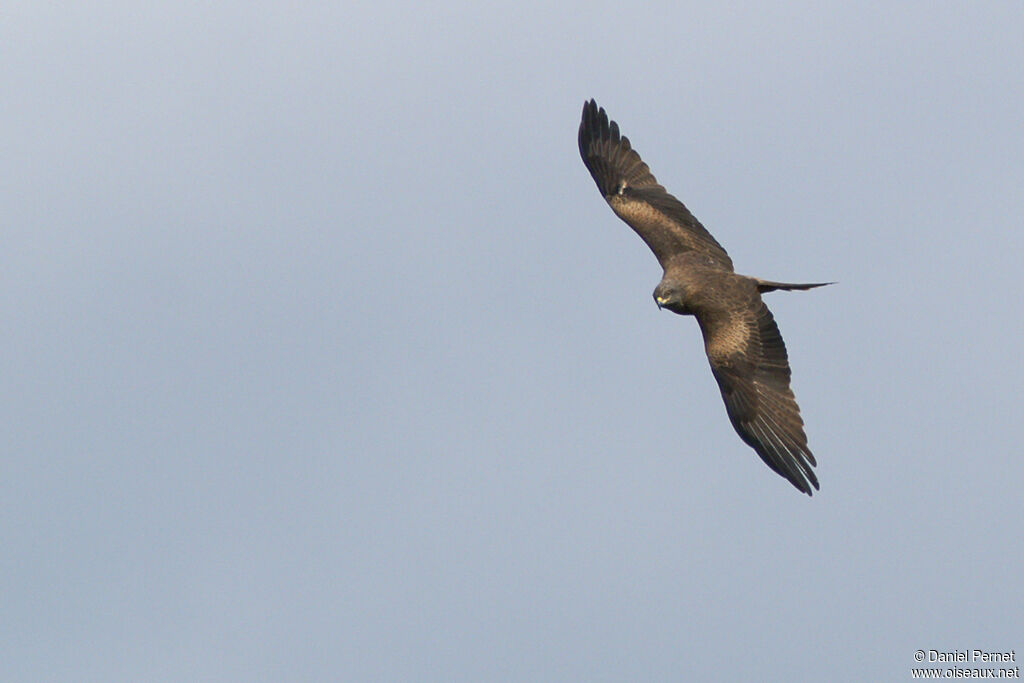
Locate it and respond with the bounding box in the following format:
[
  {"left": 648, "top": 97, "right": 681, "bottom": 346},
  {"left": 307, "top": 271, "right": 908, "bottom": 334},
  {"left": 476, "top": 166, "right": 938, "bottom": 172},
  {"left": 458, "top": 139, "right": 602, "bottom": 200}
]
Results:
[{"left": 653, "top": 278, "right": 689, "bottom": 314}]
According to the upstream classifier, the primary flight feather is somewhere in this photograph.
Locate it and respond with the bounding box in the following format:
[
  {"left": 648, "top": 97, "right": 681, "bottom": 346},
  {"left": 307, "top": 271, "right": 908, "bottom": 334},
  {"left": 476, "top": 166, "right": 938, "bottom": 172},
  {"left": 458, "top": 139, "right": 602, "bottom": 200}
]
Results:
[{"left": 578, "top": 99, "right": 830, "bottom": 495}]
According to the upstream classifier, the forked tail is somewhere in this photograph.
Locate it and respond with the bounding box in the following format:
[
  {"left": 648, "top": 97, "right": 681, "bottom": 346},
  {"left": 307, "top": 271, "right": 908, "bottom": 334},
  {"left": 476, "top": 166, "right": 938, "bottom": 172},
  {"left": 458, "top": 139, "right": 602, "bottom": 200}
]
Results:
[{"left": 755, "top": 279, "right": 835, "bottom": 293}]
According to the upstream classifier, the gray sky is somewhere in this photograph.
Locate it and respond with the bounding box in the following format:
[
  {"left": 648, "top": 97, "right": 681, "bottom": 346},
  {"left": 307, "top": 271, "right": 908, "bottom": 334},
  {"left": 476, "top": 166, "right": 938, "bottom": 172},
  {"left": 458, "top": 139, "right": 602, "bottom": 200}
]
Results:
[{"left": 4, "top": 1, "right": 1023, "bottom": 680}]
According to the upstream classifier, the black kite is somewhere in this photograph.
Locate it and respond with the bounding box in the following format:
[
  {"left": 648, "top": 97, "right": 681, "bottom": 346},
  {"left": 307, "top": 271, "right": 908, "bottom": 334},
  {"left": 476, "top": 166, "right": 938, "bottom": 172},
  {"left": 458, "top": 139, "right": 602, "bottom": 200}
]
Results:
[{"left": 578, "top": 99, "right": 830, "bottom": 495}]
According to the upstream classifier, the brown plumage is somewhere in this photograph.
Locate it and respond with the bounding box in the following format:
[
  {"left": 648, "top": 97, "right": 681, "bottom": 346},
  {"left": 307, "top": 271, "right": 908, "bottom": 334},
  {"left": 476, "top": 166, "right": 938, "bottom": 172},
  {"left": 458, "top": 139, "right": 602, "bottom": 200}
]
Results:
[{"left": 578, "top": 99, "right": 830, "bottom": 495}]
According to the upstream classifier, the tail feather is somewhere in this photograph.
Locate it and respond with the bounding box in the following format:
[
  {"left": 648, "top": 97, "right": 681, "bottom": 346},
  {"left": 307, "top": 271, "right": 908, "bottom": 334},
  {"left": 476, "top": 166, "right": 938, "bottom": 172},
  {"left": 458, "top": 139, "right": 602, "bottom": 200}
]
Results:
[{"left": 756, "top": 280, "right": 835, "bottom": 293}]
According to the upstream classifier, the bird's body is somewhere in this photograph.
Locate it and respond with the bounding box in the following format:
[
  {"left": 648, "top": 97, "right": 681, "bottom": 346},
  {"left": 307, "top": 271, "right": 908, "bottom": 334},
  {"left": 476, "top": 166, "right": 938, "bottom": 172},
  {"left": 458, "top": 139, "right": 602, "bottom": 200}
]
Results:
[{"left": 578, "top": 99, "right": 830, "bottom": 495}]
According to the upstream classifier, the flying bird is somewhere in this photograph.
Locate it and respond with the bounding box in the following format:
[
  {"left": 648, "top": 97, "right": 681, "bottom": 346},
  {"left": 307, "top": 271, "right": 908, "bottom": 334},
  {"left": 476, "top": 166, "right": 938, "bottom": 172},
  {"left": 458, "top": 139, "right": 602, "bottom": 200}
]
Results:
[{"left": 578, "top": 99, "right": 830, "bottom": 495}]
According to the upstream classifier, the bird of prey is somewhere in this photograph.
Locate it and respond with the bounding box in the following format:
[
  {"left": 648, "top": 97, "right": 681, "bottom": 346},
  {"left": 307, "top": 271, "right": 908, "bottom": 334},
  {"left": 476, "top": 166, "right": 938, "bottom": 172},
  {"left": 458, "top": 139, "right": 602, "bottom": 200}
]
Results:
[{"left": 578, "top": 99, "right": 830, "bottom": 495}]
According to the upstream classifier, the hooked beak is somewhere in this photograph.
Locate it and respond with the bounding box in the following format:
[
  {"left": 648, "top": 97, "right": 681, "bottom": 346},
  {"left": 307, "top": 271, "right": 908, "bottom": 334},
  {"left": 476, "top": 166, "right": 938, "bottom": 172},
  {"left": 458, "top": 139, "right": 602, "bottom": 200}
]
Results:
[{"left": 655, "top": 295, "right": 667, "bottom": 309}]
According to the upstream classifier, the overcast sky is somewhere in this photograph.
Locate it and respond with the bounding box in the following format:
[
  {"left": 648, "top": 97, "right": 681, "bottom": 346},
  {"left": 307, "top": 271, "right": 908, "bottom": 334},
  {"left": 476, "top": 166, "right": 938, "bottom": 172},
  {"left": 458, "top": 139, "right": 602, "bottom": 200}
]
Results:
[{"left": 4, "top": 2, "right": 1023, "bottom": 681}]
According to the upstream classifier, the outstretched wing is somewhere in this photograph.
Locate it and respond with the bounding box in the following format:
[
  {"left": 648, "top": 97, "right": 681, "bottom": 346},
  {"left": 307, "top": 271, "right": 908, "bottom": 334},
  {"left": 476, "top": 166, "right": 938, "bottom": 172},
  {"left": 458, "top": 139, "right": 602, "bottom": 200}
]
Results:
[
  {"left": 698, "top": 296, "right": 819, "bottom": 495},
  {"left": 578, "top": 99, "right": 733, "bottom": 271}
]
